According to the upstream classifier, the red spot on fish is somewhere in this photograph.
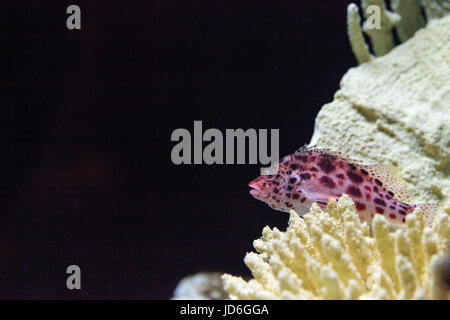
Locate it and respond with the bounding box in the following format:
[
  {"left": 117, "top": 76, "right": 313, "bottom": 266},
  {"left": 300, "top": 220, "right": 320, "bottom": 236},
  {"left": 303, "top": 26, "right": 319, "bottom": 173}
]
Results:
[
  {"left": 318, "top": 158, "right": 335, "bottom": 173},
  {"left": 365, "top": 185, "right": 371, "bottom": 191},
  {"left": 389, "top": 214, "right": 396, "bottom": 220},
  {"left": 374, "top": 198, "right": 386, "bottom": 206},
  {"left": 300, "top": 173, "right": 311, "bottom": 180},
  {"left": 365, "top": 193, "right": 371, "bottom": 201},
  {"left": 293, "top": 194, "right": 300, "bottom": 200},
  {"left": 347, "top": 185, "right": 362, "bottom": 197},
  {"left": 374, "top": 179, "right": 383, "bottom": 186},
  {"left": 320, "top": 176, "right": 335, "bottom": 188},
  {"left": 290, "top": 163, "right": 298, "bottom": 170},
  {"left": 399, "top": 210, "right": 407, "bottom": 215},
  {"left": 355, "top": 201, "right": 366, "bottom": 211},
  {"left": 390, "top": 205, "right": 395, "bottom": 210},
  {"left": 373, "top": 186, "right": 379, "bottom": 192},
  {"left": 375, "top": 207, "right": 384, "bottom": 214},
  {"left": 360, "top": 169, "right": 368, "bottom": 176},
  {"left": 300, "top": 197, "right": 306, "bottom": 203},
  {"left": 336, "top": 173, "right": 345, "bottom": 180},
  {"left": 349, "top": 164, "right": 357, "bottom": 171},
  {"left": 347, "top": 170, "right": 364, "bottom": 183},
  {"left": 310, "top": 167, "right": 318, "bottom": 172},
  {"left": 338, "top": 180, "right": 343, "bottom": 187},
  {"left": 388, "top": 191, "right": 394, "bottom": 197}
]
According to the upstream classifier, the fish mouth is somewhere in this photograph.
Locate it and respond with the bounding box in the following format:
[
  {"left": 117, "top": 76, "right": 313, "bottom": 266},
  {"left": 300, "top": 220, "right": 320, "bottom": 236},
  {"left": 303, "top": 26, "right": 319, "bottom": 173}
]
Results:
[
  {"left": 248, "top": 180, "right": 261, "bottom": 197},
  {"left": 249, "top": 179, "right": 270, "bottom": 198}
]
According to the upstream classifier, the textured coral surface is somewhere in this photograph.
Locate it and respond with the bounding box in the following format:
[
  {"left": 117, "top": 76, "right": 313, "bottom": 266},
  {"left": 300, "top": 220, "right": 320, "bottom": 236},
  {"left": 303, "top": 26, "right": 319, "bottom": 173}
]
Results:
[{"left": 222, "top": 195, "right": 450, "bottom": 299}]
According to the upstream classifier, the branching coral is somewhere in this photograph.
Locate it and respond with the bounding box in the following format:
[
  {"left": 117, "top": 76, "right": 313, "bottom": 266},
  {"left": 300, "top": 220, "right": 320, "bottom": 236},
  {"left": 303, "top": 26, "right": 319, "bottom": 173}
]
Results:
[
  {"left": 222, "top": 195, "right": 450, "bottom": 299},
  {"left": 347, "top": 0, "right": 400, "bottom": 61},
  {"left": 347, "top": 0, "right": 449, "bottom": 63},
  {"left": 347, "top": 4, "right": 373, "bottom": 64},
  {"left": 361, "top": 0, "right": 401, "bottom": 56},
  {"left": 391, "top": 0, "right": 425, "bottom": 42}
]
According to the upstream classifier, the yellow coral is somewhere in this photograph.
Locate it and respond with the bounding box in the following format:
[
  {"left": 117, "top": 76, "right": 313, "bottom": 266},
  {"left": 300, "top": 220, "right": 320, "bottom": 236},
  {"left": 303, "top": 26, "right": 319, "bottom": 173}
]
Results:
[{"left": 222, "top": 195, "right": 450, "bottom": 299}]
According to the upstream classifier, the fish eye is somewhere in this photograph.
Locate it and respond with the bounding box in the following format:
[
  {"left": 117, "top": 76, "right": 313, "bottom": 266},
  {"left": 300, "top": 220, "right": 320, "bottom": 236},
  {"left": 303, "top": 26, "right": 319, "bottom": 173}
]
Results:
[
  {"left": 263, "top": 171, "right": 280, "bottom": 181},
  {"left": 263, "top": 174, "right": 276, "bottom": 181}
]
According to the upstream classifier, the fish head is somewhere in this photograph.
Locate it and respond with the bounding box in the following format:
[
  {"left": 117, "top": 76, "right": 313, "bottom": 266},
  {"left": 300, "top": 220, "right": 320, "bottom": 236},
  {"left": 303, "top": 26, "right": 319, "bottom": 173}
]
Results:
[
  {"left": 249, "top": 162, "right": 306, "bottom": 213},
  {"left": 248, "top": 175, "right": 279, "bottom": 199}
]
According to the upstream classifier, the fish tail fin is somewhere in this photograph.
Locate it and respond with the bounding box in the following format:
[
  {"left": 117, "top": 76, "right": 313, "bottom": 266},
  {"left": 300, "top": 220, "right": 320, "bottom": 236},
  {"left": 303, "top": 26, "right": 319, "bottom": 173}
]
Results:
[{"left": 414, "top": 203, "right": 442, "bottom": 227}]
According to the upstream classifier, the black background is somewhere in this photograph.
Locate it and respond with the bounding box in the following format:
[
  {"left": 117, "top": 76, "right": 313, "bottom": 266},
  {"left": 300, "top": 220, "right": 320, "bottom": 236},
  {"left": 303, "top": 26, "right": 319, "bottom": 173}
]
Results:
[{"left": 4, "top": 0, "right": 357, "bottom": 299}]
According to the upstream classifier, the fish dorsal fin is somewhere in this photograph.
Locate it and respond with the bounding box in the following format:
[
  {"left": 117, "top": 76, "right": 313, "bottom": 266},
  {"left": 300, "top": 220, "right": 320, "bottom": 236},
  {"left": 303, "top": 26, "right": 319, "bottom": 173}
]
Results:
[
  {"left": 361, "top": 163, "right": 414, "bottom": 203},
  {"left": 295, "top": 145, "right": 365, "bottom": 164}
]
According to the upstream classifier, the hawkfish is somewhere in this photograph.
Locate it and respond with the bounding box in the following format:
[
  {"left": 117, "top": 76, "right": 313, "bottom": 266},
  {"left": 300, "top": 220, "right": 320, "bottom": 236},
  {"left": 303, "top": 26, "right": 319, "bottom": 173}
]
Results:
[{"left": 249, "top": 146, "right": 440, "bottom": 226}]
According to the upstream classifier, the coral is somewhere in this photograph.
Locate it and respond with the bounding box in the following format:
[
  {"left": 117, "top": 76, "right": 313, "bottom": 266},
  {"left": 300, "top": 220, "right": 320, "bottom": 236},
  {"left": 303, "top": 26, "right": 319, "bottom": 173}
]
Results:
[
  {"left": 361, "top": 0, "right": 401, "bottom": 56},
  {"left": 422, "top": 0, "right": 450, "bottom": 23},
  {"left": 347, "top": 0, "right": 400, "bottom": 61},
  {"left": 391, "top": 0, "right": 425, "bottom": 42},
  {"left": 347, "top": 4, "right": 373, "bottom": 64},
  {"left": 347, "top": 0, "right": 449, "bottom": 62},
  {"left": 222, "top": 195, "right": 450, "bottom": 299},
  {"left": 311, "top": 15, "right": 450, "bottom": 213},
  {"left": 173, "top": 272, "right": 228, "bottom": 300}
]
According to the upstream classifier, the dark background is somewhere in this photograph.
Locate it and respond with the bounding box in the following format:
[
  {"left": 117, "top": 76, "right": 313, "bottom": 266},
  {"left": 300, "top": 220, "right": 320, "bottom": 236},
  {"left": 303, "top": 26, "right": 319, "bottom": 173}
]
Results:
[{"left": 4, "top": 0, "right": 356, "bottom": 299}]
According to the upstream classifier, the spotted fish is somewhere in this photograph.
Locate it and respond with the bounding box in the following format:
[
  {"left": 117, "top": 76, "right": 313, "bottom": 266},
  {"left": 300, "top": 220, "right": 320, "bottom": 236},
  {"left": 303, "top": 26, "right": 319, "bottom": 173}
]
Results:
[{"left": 249, "top": 146, "right": 440, "bottom": 226}]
